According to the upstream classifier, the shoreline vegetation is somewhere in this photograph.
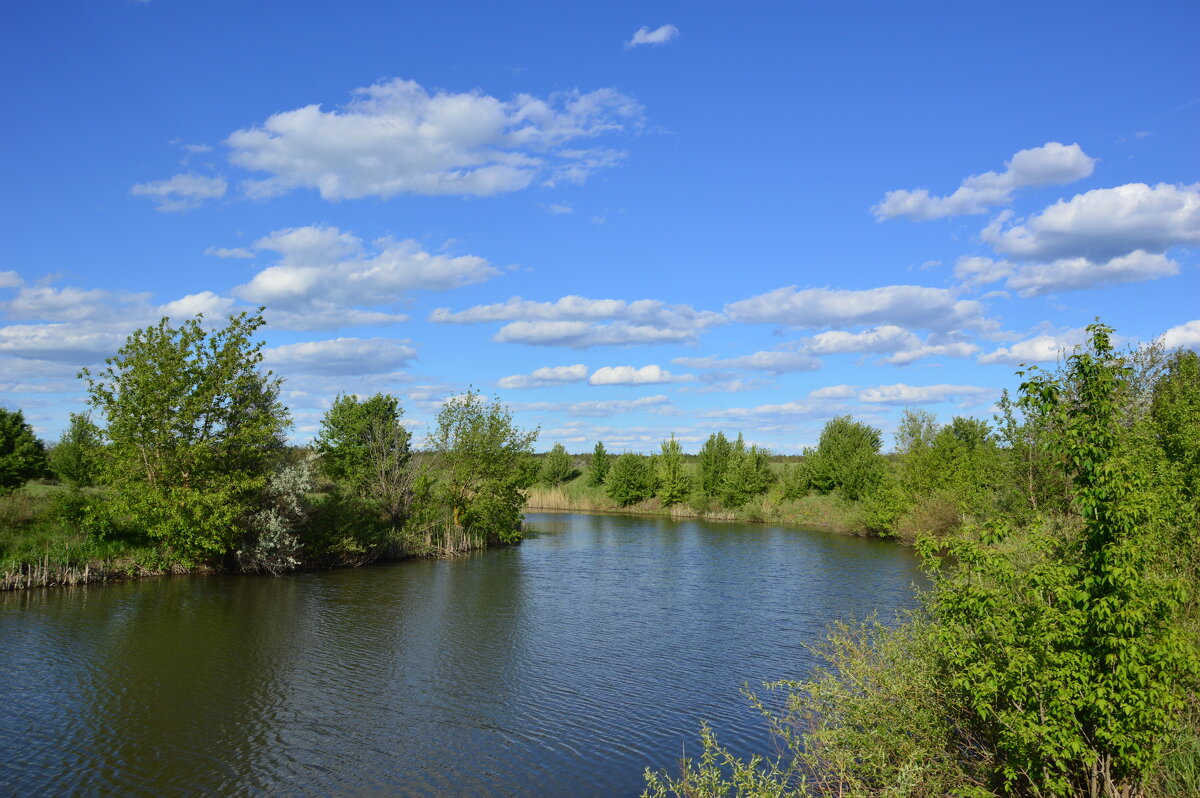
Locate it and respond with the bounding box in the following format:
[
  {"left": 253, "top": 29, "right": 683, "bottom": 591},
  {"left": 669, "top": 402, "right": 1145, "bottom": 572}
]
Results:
[{"left": 2, "top": 313, "right": 1199, "bottom": 794}]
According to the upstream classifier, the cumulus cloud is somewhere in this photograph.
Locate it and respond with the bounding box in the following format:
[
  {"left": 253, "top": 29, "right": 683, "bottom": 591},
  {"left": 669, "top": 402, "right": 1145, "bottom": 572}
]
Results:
[
  {"left": 725, "top": 285, "right": 987, "bottom": 332},
  {"left": 498, "top": 363, "right": 589, "bottom": 389},
  {"left": 808, "top": 385, "right": 857, "bottom": 399},
  {"left": 0, "top": 323, "right": 126, "bottom": 364},
  {"left": 982, "top": 182, "right": 1200, "bottom": 262},
  {"left": 588, "top": 364, "right": 693, "bottom": 385},
  {"left": 857, "top": 383, "right": 993, "bottom": 407},
  {"left": 432, "top": 294, "right": 722, "bottom": 348},
  {"left": 1004, "top": 250, "right": 1178, "bottom": 296},
  {"left": 0, "top": 271, "right": 22, "bottom": 289},
  {"left": 1163, "top": 320, "right": 1200, "bottom": 351},
  {"left": 673, "top": 349, "right": 821, "bottom": 373},
  {"left": 233, "top": 224, "right": 498, "bottom": 330},
  {"left": 509, "top": 394, "right": 671, "bottom": 417},
  {"left": 954, "top": 256, "right": 1014, "bottom": 288},
  {"left": 261, "top": 337, "right": 417, "bottom": 376},
  {"left": 626, "top": 24, "right": 679, "bottom": 48},
  {"left": 977, "top": 330, "right": 1086, "bottom": 365},
  {"left": 873, "top": 142, "right": 1095, "bottom": 221},
  {"left": 130, "top": 173, "right": 227, "bottom": 212},
  {"left": 205, "top": 246, "right": 254, "bottom": 259},
  {"left": 222, "top": 77, "right": 643, "bottom": 201}
]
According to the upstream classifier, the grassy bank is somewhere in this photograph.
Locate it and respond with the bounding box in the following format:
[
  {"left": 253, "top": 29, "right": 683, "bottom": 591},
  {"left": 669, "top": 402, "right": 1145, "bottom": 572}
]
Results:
[{"left": 525, "top": 478, "right": 871, "bottom": 536}]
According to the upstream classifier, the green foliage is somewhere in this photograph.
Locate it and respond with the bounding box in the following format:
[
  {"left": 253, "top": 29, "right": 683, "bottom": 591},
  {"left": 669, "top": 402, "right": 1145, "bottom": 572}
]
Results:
[
  {"left": 48, "top": 412, "right": 103, "bottom": 487},
  {"left": 540, "top": 442, "right": 576, "bottom": 487},
  {"left": 807, "top": 416, "right": 884, "bottom": 501},
  {"left": 81, "top": 310, "right": 290, "bottom": 562},
  {"left": 0, "top": 407, "right": 47, "bottom": 493},
  {"left": 1152, "top": 349, "right": 1200, "bottom": 501},
  {"left": 606, "top": 452, "right": 656, "bottom": 507},
  {"left": 720, "top": 436, "right": 774, "bottom": 509},
  {"left": 586, "top": 441, "right": 610, "bottom": 486},
  {"left": 656, "top": 435, "right": 690, "bottom": 507},
  {"left": 315, "top": 393, "right": 415, "bottom": 528},
  {"left": 921, "top": 322, "right": 1198, "bottom": 796},
  {"left": 428, "top": 389, "right": 538, "bottom": 544},
  {"left": 697, "top": 432, "right": 733, "bottom": 499}
]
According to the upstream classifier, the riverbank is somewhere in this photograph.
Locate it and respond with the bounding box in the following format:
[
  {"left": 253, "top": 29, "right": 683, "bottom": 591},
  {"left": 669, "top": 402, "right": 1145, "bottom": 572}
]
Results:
[{"left": 524, "top": 482, "right": 881, "bottom": 537}]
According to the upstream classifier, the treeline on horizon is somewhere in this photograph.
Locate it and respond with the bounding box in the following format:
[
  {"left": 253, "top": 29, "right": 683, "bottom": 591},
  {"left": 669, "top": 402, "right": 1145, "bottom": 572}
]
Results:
[{"left": 0, "top": 310, "right": 541, "bottom": 584}]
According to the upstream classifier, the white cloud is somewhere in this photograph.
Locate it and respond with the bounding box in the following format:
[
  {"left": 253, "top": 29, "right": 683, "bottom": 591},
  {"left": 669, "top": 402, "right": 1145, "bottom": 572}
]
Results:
[
  {"left": 233, "top": 225, "right": 498, "bottom": 330},
  {"left": 1004, "top": 250, "right": 1178, "bottom": 296},
  {"left": 223, "top": 77, "right": 643, "bottom": 200},
  {"left": 858, "top": 383, "right": 993, "bottom": 407},
  {"left": 262, "top": 337, "right": 417, "bottom": 376},
  {"left": 808, "top": 385, "right": 857, "bottom": 399},
  {"left": 0, "top": 271, "right": 22, "bottom": 289},
  {"left": 807, "top": 325, "right": 919, "bottom": 355},
  {"left": 0, "top": 357, "right": 82, "bottom": 394},
  {"left": 205, "top": 246, "right": 255, "bottom": 259},
  {"left": 0, "top": 323, "right": 125, "bottom": 364},
  {"left": 510, "top": 394, "right": 670, "bottom": 417},
  {"left": 699, "top": 400, "right": 834, "bottom": 422},
  {"left": 977, "top": 330, "right": 1086, "bottom": 365},
  {"left": 588, "top": 364, "right": 694, "bottom": 385},
  {"left": 726, "top": 285, "right": 987, "bottom": 332},
  {"left": 546, "top": 202, "right": 573, "bottom": 215},
  {"left": 1162, "top": 320, "right": 1200, "bottom": 351},
  {"left": 130, "top": 173, "right": 227, "bottom": 212},
  {"left": 983, "top": 182, "right": 1200, "bottom": 262},
  {"left": 498, "top": 363, "right": 589, "bottom": 389},
  {"left": 432, "top": 294, "right": 722, "bottom": 348},
  {"left": 627, "top": 24, "right": 680, "bottom": 48},
  {"left": 954, "top": 256, "right": 1014, "bottom": 288},
  {"left": 673, "top": 349, "right": 821, "bottom": 373},
  {"left": 160, "top": 291, "right": 237, "bottom": 319},
  {"left": 873, "top": 142, "right": 1095, "bottom": 221}
]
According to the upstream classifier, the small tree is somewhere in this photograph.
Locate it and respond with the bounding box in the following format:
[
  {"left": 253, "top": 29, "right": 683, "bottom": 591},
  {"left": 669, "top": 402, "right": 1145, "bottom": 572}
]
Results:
[
  {"left": 586, "top": 441, "right": 610, "bottom": 486},
  {"left": 539, "top": 443, "right": 575, "bottom": 487},
  {"left": 697, "top": 432, "right": 733, "bottom": 499},
  {"left": 0, "top": 407, "right": 46, "bottom": 493},
  {"left": 808, "top": 415, "right": 884, "bottom": 501},
  {"left": 656, "top": 435, "right": 690, "bottom": 507},
  {"left": 428, "top": 389, "right": 538, "bottom": 544},
  {"left": 81, "top": 310, "right": 290, "bottom": 561},
  {"left": 315, "top": 393, "right": 416, "bottom": 529},
  {"left": 721, "top": 440, "right": 774, "bottom": 509},
  {"left": 606, "top": 452, "right": 655, "bottom": 507},
  {"left": 49, "top": 412, "right": 104, "bottom": 488}
]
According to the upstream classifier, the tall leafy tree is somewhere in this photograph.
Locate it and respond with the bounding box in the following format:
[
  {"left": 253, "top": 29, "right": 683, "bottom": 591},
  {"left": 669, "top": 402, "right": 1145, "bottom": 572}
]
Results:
[
  {"left": 697, "top": 432, "right": 733, "bottom": 499},
  {"left": 721, "top": 441, "right": 774, "bottom": 509},
  {"left": 656, "top": 435, "right": 690, "bottom": 507},
  {"left": 605, "top": 452, "right": 655, "bottom": 507},
  {"left": 808, "top": 415, "right": 884, "bottom": 501},
  {"left": 586, "top": 441, "right": 610, "bottom": 486},
  {"left": 81, "top": 310, "right": 290, "bottom": 561},
  {"left": 49, "top": 412, "right": 103, "bottom": 487},
  {"left": 0, "top": 407, "right": 46, "bottom": 493},
  {"left": 539, "top": 442, "right": 575, "bottom": 487},
  {"left": 428, "top": 389, "right": 538, "bottom": 544},
  {"left": 315, "top": 393, "right": 415, "bottom": 528}
]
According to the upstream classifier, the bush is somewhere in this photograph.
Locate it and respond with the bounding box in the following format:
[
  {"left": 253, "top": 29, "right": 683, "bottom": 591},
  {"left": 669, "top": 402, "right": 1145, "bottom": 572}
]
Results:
[{"left": 606, "top": 452, "right": 656, "bottom": 507}]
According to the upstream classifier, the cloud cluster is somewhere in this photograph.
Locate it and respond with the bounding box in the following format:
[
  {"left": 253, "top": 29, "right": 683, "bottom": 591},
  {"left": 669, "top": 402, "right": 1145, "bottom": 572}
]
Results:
[
  {"left": 588, "top": 365, "right": 692, "bottom": 385},
  {"left": 262, "top": 337, "right": 418, "bottom": 376},
  {"left": 498, "top": 364, "right": 589, "bottom": 389},
  {"left": 874, "top": 142, "right": 1095, "bottom": 221},
  {"left": 1163, "top": 320, "right": 1200, "bottom": 351},
  {"left": 510, "top": 394, "right": 671, "bottom": 417},
  {"left": 219, "top": 78, "right": 642, "bottom": 201},
  {"left": 725, "top": 285, "right": 987, "bottom": 332},
  {"left": 431, "top": 295, "right": 723, "bottom": 348},
  {"left": 235, "top": 225, "right": 498, "bottom": 329},
  {"left": 131, "top": 173, "right": 227, "bottom": 212},
  {"left": 977, "top": 330, "right": 1086, "bottom": 365}
]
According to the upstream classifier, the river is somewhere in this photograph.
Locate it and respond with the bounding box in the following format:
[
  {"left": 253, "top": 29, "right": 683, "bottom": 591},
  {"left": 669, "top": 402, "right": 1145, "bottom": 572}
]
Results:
[{"left": 0, "top": 512, "right": 923, "bottom": 796}]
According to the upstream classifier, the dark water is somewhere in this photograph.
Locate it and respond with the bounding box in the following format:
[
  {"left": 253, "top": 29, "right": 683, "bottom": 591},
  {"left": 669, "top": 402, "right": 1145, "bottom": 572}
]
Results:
[{"left": 0, "top": 512, "right": 923, "bottom": 796}]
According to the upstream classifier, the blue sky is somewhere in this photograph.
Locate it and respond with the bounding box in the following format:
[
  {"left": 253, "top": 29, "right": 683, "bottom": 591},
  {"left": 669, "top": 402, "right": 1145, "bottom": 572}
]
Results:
[{"left": 2, "top": 0, "right": 1198, "bottom": 453}]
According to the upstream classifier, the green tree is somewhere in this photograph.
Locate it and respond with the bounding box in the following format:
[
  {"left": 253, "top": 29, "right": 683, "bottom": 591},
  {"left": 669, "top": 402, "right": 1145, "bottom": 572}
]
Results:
[
  {"left": 720, "top": 437, "right": 774, "bottom": 509},
  {"left": 428, "top": 389, "right": 538, "bottom": 544},
  {"left": 586, "top": 441, "right": 610, "bottom": 486},
  {"left": 81, "top": 310, "right": 290, "bottom": 561},
  {"left": 48, "top": 412, "right": 103, "bottom": 487},
  {"left": 0, "top": 407, "right": 46, "bottom": 493},
  {"left": 808, "top": 416, "right": 884, "bottom": 501},
  {"left": 925, "top": 322, "right": 1197, "bottom": 796},
  {"left": 315, "top": 393, "right": 415, "bottom": 528},
  {"left": 605, "top": 452, "right": 655, "bottom": 507},
  {"left": 539, "top": 442, "right": 575, "bottom": 487},
  {"left": 656, "top": 435, "right": 690, "bottom": 507},
  {"left": 697, "top": 432, "right": 733, "bottom": 499},
  {"left": 1151, "top": 349, "right": 1200, "bottom": 499}
]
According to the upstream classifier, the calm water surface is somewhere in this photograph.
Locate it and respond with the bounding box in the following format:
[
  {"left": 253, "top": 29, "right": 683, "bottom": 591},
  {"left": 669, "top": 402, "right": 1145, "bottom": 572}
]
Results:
[{"left": 1, "top": 512, "right": 923, "bottom": 796}]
